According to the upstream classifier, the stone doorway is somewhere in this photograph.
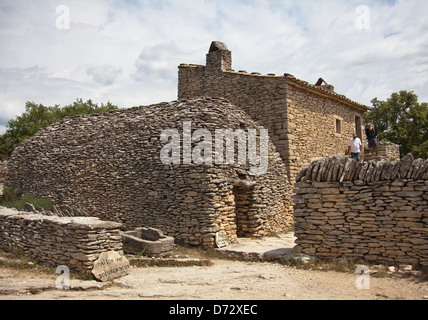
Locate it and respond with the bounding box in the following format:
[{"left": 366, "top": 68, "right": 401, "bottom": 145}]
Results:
[
  {"left": 232, "top": 181, "right": 258, "bottom": 238},
  {"left": 355, "top": 115, "right": 362, "bottom": 140}
]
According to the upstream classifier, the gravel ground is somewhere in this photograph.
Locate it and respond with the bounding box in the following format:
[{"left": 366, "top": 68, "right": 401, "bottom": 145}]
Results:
[{"left": 1, "top": 256, "right": 427, "bottom": 300}]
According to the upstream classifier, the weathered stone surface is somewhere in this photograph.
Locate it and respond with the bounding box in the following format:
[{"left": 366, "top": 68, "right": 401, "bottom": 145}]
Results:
[
  {"left": 295, "top": 155, "right": 428, "bottom": 184},
  {"left": 91, "top": 251, "right": 130, "bottom": 282},
  {"left": 293, "top": 156, "right": 428, "bottom": 269},
  {"left": 5, "top": 97, "right": 293, "bottom": 248},
  {"left": 121, "top": 227, "right": 174, "bottom": 257},
  {"left": 0, "top": 207, "right": 123, "bottom": 272}
]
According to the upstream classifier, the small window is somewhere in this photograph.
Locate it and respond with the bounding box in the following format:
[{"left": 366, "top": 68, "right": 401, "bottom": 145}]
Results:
[{"left": 335, "top": 118, "right": 342, "bottom": 135}]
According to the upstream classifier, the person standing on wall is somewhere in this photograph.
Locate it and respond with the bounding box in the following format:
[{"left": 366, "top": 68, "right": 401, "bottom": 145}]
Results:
[
  {"left": 365, "top": 123, "right": 378, "bottom": 154},
  {"left": 347, "top": 133, "right": 362, "bottom": 162}
]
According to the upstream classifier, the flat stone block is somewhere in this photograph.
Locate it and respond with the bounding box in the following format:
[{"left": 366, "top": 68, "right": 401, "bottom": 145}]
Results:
[{"left": 121, "top": 227, "right": 175, "bottom": 257}]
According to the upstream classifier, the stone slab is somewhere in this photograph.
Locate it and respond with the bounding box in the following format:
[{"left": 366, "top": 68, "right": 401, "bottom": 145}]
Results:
[
  {"left": 121, "top": 227, "right": 174, "bottom": 257},
  {"left": 91, "top": 251, "right": 130, "bottom": 282}
]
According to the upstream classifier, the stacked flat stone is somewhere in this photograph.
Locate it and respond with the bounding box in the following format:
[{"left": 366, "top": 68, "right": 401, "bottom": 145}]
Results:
[
  {"left": 0, "top": 161, "right": 6, "bottom": 182},
  {"left": 363, "top": 141, "right": 401, "bottom": 162},
  {"left": 293, "top": 154, "right": 428, "bottom": 269},
  {"left": 5, "top": 97, "right": 293, "bottom": 248},
  {"left": 295, "top": 154, "right": 428, "bottom": 183},
  {"left": 0, "top": 207, "right": 122, "bottom": 272}
]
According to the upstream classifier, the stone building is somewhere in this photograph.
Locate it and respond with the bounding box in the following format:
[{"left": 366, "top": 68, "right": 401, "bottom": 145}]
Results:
[
  {"left": 5, "top": 98, "right": 293, "bottom": 248},
  {"left": 178, "top": 41, "right": 370, "bottom": 182},
  {"left": 5, "top": 41, "right": 398, "bottom": 249}
]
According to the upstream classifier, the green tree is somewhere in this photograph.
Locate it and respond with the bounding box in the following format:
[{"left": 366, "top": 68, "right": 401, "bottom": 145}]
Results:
[
  {"left": 365, "top": 90, "right": 428, "bottom": 159},
  {"left": 0, "top": 99, "right": 118, "bottom": 159}
]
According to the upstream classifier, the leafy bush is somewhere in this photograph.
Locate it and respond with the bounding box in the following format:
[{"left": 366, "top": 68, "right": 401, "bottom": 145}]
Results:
[
  {"left": 365, "top": 91, "right": 428, "bottom": 159},
  {"left": 0, "top": 98, "right": 119, "bottom": 159}
]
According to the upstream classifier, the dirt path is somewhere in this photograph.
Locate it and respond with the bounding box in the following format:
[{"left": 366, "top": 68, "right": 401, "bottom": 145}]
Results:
[
  {"left": 1, "top": 258, "right": 427, "bottom": 300},
  {"left": 0, "top": 232, "right": 427, "bottom": 300}
]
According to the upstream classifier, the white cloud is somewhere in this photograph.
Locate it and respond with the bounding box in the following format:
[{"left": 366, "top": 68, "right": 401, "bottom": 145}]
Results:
[
  {"left": 0, "top": 0, "right": 427, "bottom": 133},
  {"left": 86, "top": 65, "right": 122, "bottom": 85}
]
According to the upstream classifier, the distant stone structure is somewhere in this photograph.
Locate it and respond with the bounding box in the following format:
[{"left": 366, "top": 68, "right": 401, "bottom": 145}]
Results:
[
  {"left": 363, "top": 141, "right": 401, "bottom": 162},
  {"left": 179, "top": 41, "right": 370, "bottom": 182},
  {"left": 5, "top": 98, "right": 293, "bottom": 248},
  {"left": 293, "top": 154, "right": 428, "bottom": 269}
]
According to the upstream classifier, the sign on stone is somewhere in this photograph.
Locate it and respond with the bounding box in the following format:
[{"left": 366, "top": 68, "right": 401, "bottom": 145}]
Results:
[
  {"left": 215, "top": 232, "right": 230, "bottom": 248},
  {"left": 92, "top": 251, "right": 130, "bottom": 282}
]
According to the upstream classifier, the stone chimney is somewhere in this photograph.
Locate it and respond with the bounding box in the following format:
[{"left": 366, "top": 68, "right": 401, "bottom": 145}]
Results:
[
  {"left": 315, "top": 77, "right": 335, "bottom": 92},
  {"left": 206, "top": 41, "right": 232, "bottom": 72}
]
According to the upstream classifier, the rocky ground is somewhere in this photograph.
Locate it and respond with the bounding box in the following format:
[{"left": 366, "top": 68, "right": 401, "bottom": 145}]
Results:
[{"left": 0, "top": 246, "right": 427, "bottom": 301}]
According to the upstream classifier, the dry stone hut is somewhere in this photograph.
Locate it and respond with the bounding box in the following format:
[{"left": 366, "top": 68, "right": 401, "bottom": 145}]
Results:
[
  {"left": 5, "top": 97, "right": 293, "bottom": 248},
  {"left": 179, "top": 41, "right": 371, "bottom": 182}
]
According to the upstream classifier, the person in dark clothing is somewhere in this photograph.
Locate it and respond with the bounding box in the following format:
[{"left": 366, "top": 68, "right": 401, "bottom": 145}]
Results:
[{"left": 365, "top": 124, "right": 377, "bottom": 154}]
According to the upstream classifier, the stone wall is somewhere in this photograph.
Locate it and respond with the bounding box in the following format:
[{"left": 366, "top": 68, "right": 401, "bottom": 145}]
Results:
[
  {"left": 293, "top": 154, "right": 428, "bottom": 269},
  {"left": 5, "top": 97, "right": 293, "bottom": 248},
  {"left": 178, "top": 41, "right": 368, "bottom": 182},
  {"left": 179, "top": 64, "right": 289, "bottom": 161},
  {"left": 363, "top": 141, "right": 401, "bottom": 162},
  {"left": 0, "top": 161, "right": 6, "bottom": 182},
  {"left": 0, "top": 207, "right": 122, "bottom": 272}
]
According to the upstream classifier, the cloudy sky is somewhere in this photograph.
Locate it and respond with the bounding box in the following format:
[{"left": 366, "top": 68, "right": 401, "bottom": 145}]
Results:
[{"left": 1, "top": 0, "right": 427, "bottom": 133}]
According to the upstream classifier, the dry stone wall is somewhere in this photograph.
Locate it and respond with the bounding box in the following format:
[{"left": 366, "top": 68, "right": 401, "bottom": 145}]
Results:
[
  {"left": 293, "top": 154, "right": 428, "bottom": 269},
  {"left": 0, "top": 207, "right": 122, "bottom": 272},
  {"left": 0, "top": 161, "right": 6, "bottom": 182},
  {"left": 363, "top": 141, "right": 401, "bottom": 162},
  {"left": 5, "top": 97, "right": 293, "bottom": 248},
  {"left": 179, "top": 64, "right": 289, "bottom": 160}
]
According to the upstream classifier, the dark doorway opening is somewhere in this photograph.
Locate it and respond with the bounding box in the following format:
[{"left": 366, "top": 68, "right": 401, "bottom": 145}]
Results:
[
  {"left": 355, "top": 116, "right": 362, "bottom": 140},
  {"left": 232, "top": 181, "right": 258, "bottom": 238}
]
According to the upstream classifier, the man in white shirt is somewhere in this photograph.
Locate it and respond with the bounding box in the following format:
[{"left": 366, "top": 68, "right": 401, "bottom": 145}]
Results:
[{"left": 347, "top": 133, "right": 362, "bottom": 162}]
